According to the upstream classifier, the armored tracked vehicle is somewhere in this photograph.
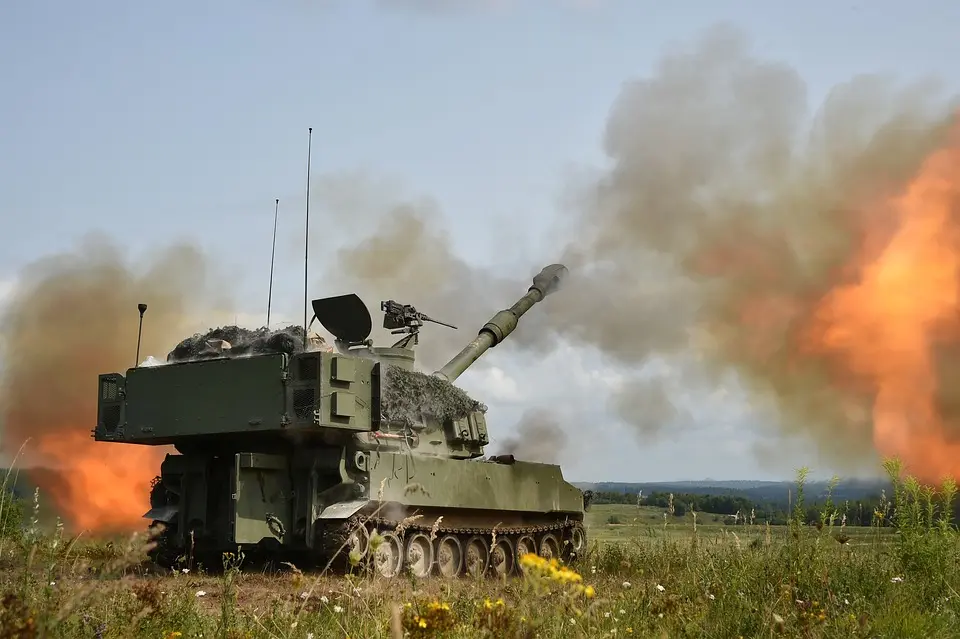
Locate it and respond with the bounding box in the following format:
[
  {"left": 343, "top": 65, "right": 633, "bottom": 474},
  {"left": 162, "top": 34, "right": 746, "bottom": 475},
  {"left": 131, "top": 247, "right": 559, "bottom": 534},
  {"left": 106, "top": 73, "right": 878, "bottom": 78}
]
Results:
[{"left": 94, "top": 264, "right": 589, "bottom": 578}]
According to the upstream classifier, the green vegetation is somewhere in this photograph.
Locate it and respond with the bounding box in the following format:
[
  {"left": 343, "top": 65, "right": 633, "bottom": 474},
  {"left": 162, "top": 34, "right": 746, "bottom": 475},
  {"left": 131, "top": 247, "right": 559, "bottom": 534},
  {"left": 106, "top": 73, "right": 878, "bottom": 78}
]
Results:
[
  {"left": 587, "top": 480, "right": 900, "bottom": 527},
  {"left": 1, "top": 459, "right": 959, "bottom": 638}
]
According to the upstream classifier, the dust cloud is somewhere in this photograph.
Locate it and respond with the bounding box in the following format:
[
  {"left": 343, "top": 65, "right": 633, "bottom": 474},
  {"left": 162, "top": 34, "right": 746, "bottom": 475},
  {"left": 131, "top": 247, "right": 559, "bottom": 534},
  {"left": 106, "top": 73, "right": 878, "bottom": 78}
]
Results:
[
  {"left": 0, "top": 234, "right": 232, "bottom": 533},
  {"left": 497, "top": 408, "right": 569, "bottom": 465}
]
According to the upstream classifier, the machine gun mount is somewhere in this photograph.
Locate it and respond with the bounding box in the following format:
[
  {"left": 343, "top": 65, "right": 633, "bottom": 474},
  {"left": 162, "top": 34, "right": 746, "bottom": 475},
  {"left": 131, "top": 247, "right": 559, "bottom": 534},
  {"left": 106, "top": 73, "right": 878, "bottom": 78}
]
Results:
[{"left": 380, "top": 300, "right": 457, "bottom": 349}]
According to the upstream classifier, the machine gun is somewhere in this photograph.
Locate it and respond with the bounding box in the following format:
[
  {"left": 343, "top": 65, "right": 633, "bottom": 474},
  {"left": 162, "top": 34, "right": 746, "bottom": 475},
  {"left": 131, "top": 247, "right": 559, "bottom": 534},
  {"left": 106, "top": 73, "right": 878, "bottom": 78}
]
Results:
[{"left": 380, "top": 300, "right": 457, "bottom": 348}]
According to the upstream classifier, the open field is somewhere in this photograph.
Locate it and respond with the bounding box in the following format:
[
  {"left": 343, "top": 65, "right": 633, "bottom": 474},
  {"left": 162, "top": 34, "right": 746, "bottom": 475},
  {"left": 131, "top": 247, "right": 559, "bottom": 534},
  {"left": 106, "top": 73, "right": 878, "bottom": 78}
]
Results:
[
  {"left": 584, "top": 503, "right": 894, "bottom": 548},
  {"left": 0, "top": 465, "right": 958, "bottom": 638}
]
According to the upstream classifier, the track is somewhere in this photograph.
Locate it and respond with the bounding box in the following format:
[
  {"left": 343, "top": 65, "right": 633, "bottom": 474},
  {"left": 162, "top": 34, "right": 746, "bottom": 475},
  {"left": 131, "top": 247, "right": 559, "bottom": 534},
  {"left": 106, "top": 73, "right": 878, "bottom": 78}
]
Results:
[{"left": 322, "top": 513, "right": 587, "bottom": 579}]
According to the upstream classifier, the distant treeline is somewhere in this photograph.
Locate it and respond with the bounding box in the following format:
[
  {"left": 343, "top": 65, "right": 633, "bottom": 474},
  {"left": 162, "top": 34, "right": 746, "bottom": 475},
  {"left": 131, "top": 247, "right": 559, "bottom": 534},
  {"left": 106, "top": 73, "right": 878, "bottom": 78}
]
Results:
[{"left": 589, "top": 489, "right": 900, "bottom": 527}]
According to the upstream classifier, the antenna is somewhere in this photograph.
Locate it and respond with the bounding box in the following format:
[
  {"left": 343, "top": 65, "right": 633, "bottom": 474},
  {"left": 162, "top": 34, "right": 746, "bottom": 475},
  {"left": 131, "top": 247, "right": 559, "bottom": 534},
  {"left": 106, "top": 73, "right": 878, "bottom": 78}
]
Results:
[
  {"left": 303, "top": 127, "right": 313, "bottom": 349},
  {"left": 267, "top": 197, "right": 279, "bottom": 329},
  {"left": 135, "top": 303, "right": 148, "bottom": 367}
]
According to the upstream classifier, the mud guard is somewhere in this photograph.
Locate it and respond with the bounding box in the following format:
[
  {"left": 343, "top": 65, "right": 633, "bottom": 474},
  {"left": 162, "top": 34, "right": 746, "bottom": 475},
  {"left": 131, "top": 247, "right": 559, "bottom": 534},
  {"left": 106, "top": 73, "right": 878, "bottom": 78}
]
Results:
[
  {"left": 143, "top": 505, "right": 178, "bottom": 522},
  {"left": 318, "top": 500, "right": 367, "bottom": 520}
]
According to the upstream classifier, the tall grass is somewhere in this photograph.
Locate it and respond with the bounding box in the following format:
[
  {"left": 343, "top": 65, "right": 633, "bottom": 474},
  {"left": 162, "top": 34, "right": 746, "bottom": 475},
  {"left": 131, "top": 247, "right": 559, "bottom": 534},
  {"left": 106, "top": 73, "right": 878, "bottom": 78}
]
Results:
[{"left": 0, "top": 459, "right": 959, "bottom": 638}]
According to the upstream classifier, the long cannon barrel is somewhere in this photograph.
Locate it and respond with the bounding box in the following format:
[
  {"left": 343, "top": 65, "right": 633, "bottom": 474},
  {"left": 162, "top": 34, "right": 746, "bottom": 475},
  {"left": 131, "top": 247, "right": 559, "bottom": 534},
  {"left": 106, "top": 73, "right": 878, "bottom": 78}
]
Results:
[{"left": 432, "top": 263, "right": 568, "bottom": 382}]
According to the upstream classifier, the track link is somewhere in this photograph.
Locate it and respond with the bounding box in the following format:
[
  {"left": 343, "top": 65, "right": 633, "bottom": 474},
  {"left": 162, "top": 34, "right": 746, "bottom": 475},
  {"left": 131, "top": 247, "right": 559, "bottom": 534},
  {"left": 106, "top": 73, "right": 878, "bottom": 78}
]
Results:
[{"left": 324, "top": 512, "right": 588, "bottom": 579}]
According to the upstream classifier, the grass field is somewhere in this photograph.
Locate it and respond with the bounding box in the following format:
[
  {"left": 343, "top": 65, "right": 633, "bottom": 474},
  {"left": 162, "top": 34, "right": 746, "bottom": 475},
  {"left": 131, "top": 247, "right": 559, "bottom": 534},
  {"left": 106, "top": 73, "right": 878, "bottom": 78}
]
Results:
[
  {"left": 0, "top": 461, "right": 958, "bottom": 638},
  {"left": 583, "top": 502, "right": 893, "bottom": 547}
]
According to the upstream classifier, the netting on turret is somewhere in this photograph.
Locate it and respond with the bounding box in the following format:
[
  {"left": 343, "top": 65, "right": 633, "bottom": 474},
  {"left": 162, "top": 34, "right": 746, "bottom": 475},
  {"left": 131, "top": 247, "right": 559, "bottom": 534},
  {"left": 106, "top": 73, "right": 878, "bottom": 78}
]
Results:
[
  {"left": 166, "top": 325, "right": 311, "bottom": 362},
  {"left": 380, "top": 365, "right": 487, "bottom": 426},
  {"left": 165, "top": 326, "right": 484, "bottom": 425}
]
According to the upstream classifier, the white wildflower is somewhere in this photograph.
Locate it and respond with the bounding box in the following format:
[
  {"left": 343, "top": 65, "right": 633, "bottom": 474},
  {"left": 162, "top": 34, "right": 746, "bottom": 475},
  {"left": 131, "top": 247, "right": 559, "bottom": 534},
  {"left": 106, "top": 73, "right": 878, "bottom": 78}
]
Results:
[
  {"left": 320, "top": 595, "right": 329, "bottom": 603},
  {"left": 604, "top": 611, "right": 611, "bottom": 618},
  {"left": 182, "top": 568, "right": 190, "bottom": 574},
  {"left": 891, "top": 576, "right": 903, "bottom": 583},
  {"left": 569, "top": 618, "right": 577, "bottom": 625},
  {"left": 333, "top": 604, "right": 343, "bottom": 613},
  {"left": 656, "top": 584, "right": 665, "bottom": 592},
  {"left": 622, "top": 581, "right": 631, "bottom": 588},
  {"left": 196, "top": 590, "right": 207, "bottom": 597}
]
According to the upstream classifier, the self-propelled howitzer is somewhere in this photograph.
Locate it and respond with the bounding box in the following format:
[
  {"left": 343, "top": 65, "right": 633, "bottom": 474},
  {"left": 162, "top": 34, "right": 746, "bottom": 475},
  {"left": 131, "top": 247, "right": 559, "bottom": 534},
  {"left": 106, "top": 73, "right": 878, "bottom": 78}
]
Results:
[{"left": 94, "top": 264, "right": 588, "bottom": 578}]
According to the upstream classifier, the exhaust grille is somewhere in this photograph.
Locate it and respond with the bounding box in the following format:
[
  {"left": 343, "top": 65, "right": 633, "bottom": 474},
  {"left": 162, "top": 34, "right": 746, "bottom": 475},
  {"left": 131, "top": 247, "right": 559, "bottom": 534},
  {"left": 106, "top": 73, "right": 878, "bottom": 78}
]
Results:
[
  {"left": 293, "top": 388, "right": 316, "bottom": 420},
  {"left": 101, "top": 378, "right": 119, "bottom": 401},
  {"left": 297, "top": 356, "right": 319, "bottom": 381},
  {"left": 101, "top": 405, "right": 122, "bottom": 433}
]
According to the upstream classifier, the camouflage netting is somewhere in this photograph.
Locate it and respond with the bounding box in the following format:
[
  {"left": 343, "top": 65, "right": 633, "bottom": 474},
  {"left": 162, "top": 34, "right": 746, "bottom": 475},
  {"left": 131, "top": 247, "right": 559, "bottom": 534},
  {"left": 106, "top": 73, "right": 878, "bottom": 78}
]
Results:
[
  {"left": 165, "top": 326, "right": 485, "bottom": 425},
  {"left": 167, "top": 325, "right": 311, "bottom": 362},
  {"left": 380, "top": 365, "right": 487, "bottom": 426}
]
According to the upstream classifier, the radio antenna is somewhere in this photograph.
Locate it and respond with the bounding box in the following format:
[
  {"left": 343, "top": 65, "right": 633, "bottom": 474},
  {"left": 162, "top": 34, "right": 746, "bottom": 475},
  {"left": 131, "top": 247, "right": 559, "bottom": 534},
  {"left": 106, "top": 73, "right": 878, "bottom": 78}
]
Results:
[
  {"left": 303, "top": 127, "right": 313, "bottom": 349},
  {"left": 267, "top": 198, "right": 279, "bottom": 329},
  {"left": 135, "top": 303, "right": 148, "bottom": 367}
]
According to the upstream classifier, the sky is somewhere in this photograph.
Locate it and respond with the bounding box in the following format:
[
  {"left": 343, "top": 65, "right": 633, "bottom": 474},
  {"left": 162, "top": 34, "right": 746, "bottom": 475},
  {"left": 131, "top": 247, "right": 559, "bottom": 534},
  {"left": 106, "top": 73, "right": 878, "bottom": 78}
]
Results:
[{"left": 2, "top": 0, "right": 960, "bottom": 484}]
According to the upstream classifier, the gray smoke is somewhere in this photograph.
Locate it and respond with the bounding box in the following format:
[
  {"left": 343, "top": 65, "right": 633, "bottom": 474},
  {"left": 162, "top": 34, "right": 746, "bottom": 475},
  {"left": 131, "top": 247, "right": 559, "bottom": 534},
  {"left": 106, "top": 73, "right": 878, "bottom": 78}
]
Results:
[
  {"left": 310, "top": 180, "right": 532, "bottom": 373},
  {"left": 541, "top": 24, "right": 959, "bottom": 469},
  {"left": 311, "top": 24, "right": 960, "bottom": 473},
  {"left": 497, "top": 408, "right": 569, "bottom": 464}
]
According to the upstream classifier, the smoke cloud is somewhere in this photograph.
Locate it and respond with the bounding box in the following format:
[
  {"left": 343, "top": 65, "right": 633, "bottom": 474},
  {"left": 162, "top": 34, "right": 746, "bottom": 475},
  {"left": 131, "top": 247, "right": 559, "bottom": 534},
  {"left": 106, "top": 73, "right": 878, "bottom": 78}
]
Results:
[
  {"left": 309, "top": 183, "right": 530, "bottom": 373},
  {"left": 541, "top": 24, "right": 960, "bottom": 473},
  {"left": 6, "top": 21, "right": 960, "bottom": 537},
  {"left": 323, "top": 24, "right": 960, "bottom": 477},
  {"left": 0, "top": 233, "right": 233, "bottom": 533},
  {"left": 497, "top": 408, "right": 569, "bottom": 464}
]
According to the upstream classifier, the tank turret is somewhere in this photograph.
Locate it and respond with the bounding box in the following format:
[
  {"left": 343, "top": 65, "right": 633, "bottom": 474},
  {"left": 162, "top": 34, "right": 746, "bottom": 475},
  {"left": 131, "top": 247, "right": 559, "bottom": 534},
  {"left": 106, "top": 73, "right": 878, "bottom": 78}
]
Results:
[{"left": 433, "top": 263, "right": 567, "bottom": 382}]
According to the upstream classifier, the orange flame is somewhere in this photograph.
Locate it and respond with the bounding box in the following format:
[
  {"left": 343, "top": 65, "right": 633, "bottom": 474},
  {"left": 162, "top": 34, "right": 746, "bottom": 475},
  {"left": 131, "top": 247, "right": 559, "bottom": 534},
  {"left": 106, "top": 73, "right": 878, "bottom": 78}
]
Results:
[
  {"left": 0, "top": 239, "right": 208, "bottom": 536},
  {"left": 30, "top": 433, "right": 167, "bottom": 533},
  {"left": 803, "top": 119, "right": 960, "bottom": 484}
]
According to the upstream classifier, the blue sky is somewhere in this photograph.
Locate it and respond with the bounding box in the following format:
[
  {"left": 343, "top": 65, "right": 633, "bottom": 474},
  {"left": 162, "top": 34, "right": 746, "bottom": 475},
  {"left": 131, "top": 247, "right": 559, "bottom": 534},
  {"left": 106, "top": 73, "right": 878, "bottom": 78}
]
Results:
[{"left": 2, "top": 0, "right": 959, "bottom": 482}]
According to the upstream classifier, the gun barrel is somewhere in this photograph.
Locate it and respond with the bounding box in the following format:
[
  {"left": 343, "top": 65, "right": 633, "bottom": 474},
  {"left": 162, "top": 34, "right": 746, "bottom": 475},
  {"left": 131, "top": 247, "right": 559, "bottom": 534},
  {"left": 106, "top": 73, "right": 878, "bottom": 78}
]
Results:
[{"left": 432, "top": 263, "right": 567, "bottom": 382}]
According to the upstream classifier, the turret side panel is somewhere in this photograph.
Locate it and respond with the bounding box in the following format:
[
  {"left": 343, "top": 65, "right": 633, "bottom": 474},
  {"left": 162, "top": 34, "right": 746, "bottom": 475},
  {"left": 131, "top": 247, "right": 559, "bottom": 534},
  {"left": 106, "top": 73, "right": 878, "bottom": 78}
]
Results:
[
  {"left": 366, "top": 453, "right": 583, "bottom": 514},
  {"left": 120, "top": 354, "right": 288, "bottom": 442}
]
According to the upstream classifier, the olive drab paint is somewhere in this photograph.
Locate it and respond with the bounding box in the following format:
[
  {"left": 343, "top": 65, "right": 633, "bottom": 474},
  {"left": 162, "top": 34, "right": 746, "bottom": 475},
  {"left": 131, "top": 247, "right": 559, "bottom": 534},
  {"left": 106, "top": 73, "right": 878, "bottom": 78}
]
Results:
[{"left": 94, "top": 264, "right": 590, "bottom": 578}]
